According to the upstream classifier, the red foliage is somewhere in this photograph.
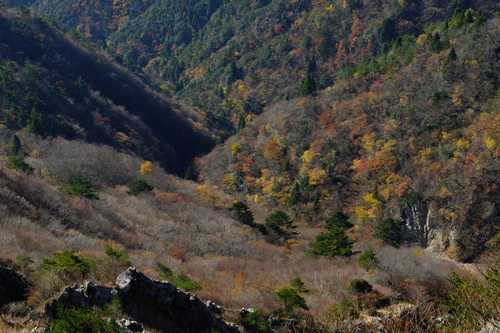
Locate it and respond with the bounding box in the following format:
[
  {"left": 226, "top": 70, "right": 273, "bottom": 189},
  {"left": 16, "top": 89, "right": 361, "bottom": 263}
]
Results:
[{"left": 472, "top": 221, "right": 486, "bottom": 228}]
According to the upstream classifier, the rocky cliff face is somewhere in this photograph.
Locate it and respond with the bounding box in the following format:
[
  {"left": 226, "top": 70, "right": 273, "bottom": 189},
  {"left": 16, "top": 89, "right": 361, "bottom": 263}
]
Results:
[{"left": 46, "top": 267, "right": 239, "bottom": 333}]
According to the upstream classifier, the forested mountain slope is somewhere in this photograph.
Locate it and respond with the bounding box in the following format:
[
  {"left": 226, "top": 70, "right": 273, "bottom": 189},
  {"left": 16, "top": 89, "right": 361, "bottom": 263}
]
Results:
[
  {"left": 198, "top": 13, "right": 500, "bottom": 262},
  {"left": 0, "top": 7, "right": 212, "bottom": 174},
  {"left": 11, "top": 0, "right": 500, "bottom": 132},
  {"left": 0, "top": 0, "right": 500, "bottom": 332}
]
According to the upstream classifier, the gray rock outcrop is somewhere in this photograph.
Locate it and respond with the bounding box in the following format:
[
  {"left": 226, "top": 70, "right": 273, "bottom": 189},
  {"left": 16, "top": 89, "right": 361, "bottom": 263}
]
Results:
[{"left": 46, "top": 267, "right": 239, "bottom": 333}]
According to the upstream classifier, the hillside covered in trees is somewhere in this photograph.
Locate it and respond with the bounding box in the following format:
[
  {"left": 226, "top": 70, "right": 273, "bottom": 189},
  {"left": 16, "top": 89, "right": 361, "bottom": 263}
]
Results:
[
  {"left": 0, "top": 6, "right": 212, "bottom": 174},
  {"left": 0, "top": 0, "right": 500, "bottom": 332}
]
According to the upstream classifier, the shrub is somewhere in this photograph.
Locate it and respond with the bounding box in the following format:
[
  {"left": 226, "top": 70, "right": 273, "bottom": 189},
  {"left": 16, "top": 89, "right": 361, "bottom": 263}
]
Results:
[
  {"left": 6, "top": 155, "right": 34, "bottom": 174},
  {"left": 347, "top": 279, "right": 373, "bottom": 294},
  {"left": 60, "top": 174, "right": 99, "bottom": 199},
  {"left": 358, "top": 247, "right": 377, "bottom": 270},
  {"left": 41, "top": 250, "right": 94, "bottom": 278},
  {"left": 444, "top": 261, "right": 500, "bottom": 331},
  {"left": 156, "top": 262, "right": 201, "bottom": 291},
  {"left": 6, "top": 134, "right": 33, "bottom": 174},
  {"left": 45, "top": 303, "right": 121, "bottom": 333},
  {"left": 276, "top": 287, "right": 308, "bottom": 316},
  {"left": 127, "top": 178, "right": 154, "bottom": 196},
  {"left": 104, "top": 244, "right": 131, "bottom": 266},
  {"left": 241, "top": 310, "right": 270, "bottom": 333}
]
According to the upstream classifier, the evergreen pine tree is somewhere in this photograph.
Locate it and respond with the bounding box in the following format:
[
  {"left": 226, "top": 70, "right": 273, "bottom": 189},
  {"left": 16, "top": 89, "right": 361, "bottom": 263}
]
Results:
[
  {"left": 373, "top": 217, "right": 402, "bottom": 247},
  {"left": 287, "top": 182, "right": 300, "bottom": 207},
  {"left": 309, "top": 211, "right": 353, "bottom": 257},
  {"left": 296, "top": 73, "right": 316, "bottom": 97}
]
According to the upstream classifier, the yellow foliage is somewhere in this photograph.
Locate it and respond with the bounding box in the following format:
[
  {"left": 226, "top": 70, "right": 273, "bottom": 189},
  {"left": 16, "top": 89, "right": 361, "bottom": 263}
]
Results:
[
  {"left": 195, "top": 185, "right": 223, "bottom": 207},
  {"left": 450, "top": 85, "right": 463, "bottom": 106},
  {"left": 363, "top": 193, "right": 381, "bottom": 206},
  {"left": 439, "top": 187, "right": 452, "bottom": 198},
  {"left": 221, "top": 173, "right": 236, "bottom": 189},
  {"left": 408, "top": 137, "right": 419, "bottom": 150},
  {"left": 231, "top": 142, "right": 242, "bottom": 156},
  {"left": 307, "top": 168, "right": 327, "bottom": 185},
  {"left": 378, "top": 187, "right": 391, "bottom": 201},
  {"left": 362, "top": 132, "right": 377, "bottom": 152},
  {"left": 381, "top": 139, "right": 397, "bottom": 153},
  {"left": 301, "top": 150, "right": 318, "bottom": 163},
  {"left": 417, "top": 34, "right": 427, "bottom": 44},
  {"left": 140, "top": 161, "right": 153, "bottom": 174},
  {"left": 456, "top": 138, "right": 470, "bottom": 150},
  {"left": 355, "top": 205, "right": 377, "bottom": 222},
  {"left": 245, "top": 113, "right": 256, "bottom": 124},
  {"left": 485, "top": 138, "right": 496, "bottom": 150},
  {"left": 296, "top": 97, "right": 309, "bottom": 109}
]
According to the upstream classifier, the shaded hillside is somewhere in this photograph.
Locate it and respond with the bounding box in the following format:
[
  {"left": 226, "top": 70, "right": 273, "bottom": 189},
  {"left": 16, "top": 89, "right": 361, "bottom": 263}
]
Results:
[{"left": 0, "top": 8, "right": 212, "bottom": 174}]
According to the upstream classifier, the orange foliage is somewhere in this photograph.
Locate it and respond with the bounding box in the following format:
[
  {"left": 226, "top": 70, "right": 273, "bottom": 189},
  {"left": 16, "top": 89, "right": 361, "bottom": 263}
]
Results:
[
  {"left": 318, "top": 109, "right": 333, "bottom": 128},
  {"left": 155, "top": 192, "right": 183, "bottom": 203},
  {"left": 263, "top": 140, "right": 279, "bottom": 159},
  {"left": 170, "top": 249, "right": 184, "bottom": 260},
  {"left": 395, "top": 179, "right": 411, "bottom": 197}
]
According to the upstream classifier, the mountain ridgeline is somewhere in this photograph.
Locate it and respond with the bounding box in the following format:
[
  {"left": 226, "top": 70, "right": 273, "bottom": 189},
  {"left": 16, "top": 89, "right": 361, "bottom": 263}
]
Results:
[{"left": 0, "top": 7, "right": 212, "bottom": 175}]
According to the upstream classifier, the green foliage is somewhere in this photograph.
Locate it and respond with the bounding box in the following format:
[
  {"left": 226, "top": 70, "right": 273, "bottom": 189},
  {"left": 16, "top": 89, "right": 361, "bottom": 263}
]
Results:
[
  {"left": 358, "top": 247, "right": 377, "bottom": 270},
  {"left": 428, "top": 33, "right": 444, "bottom": 52},
  {"left": 24, "top": 64, "right": 41, "bottom": 82},
  {"left": 15, "top": 5, "right": 31, "bottom": 16},
  {"left": 291, "top": 277, "right": 305, "bottom": 293},
  {"left": 7, "top": 154, "right": 33, "bottom": 174},
  {"left": 157, "top": 262, "right": 174, "bottom": 279},
  {"left": 347, "top": 279, "right": 373, "bottom": 294},
  {"left": 174, "top": 272, "right": 202, "bottom": 291},
  {"left": 127, "top": 178, "right": 154, "bottom": 196},
  {"left": 228, "top": 200, "right": 255, "bottom": 225},
  {"left": 373, "top": 217, "right": 402, "bottom": 248},
  {"left": 241, "top": 310, "right": 270, "bottom": 333},
  {"left": 60, "top": 174, "right": 99, "bottom": 199},
  {"left": 228, "top": 201, "right": 267, "bottom": 234},
  {"left": 45, "top": 303, "right": 121, "bottom": 333},
  {"left": 287, "top": 182, "right": 300, "bottom": 207},
  {"left": 328, "top": 299, "right": 357, "bottom": 318},
  {"left": 296, "top": 73, "right": 316, "bottom": 97},
  {"left": 325, "top": 211, "right": 353, "bottom": 232},
  {"left": 156, "top": 262, "right": 202, "bottom": 291},
  {"left": 104, "top": 244, "right": 131, "bottom": 266},
  {"left": 6, "top": 135, "right": 33, "bottom": 174},
  {"left": 184, "top": 166, "right": 195, "bottom": 180},
  {"left": 16, "top": 253, "right": 34, "bottom": 267},
  {"left": 309, "top": 211, "right": 354, "bottom": 257},
  {"left": 442, "top": 47, "right": 458, "bottom": 69},
  {"left": 275, "top": 287, "right": 308, "bottom": 315},
  {"left": 41, "top": 250, "right": 94, "bottom": 275},
  {"left": 444, "top": 261, "right": 500, "bottom": 331},
  {"left": 11, "top": 134, "right": 21, "bottom": 156},
  {"left": 264, "top": 210, "right": 295, "bottom": 237}
]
